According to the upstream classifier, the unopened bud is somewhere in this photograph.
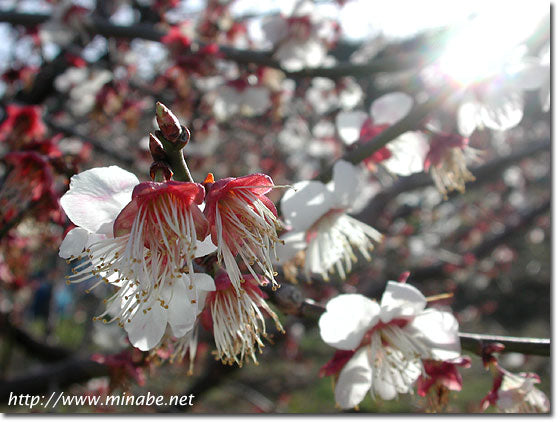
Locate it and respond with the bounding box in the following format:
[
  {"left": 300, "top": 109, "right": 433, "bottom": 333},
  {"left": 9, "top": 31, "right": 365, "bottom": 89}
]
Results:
[
  {"left": 150, "top": 161, "right": 173, "bottom": 182},
  {"left": 155, "top": 102, "right": 182, "bottom": 142},
  {"left": 149, "top": 133, "right": 166, "bottom": 161},
  {"left": 398, "top": 271, "right": 411, "bottom": 283}
]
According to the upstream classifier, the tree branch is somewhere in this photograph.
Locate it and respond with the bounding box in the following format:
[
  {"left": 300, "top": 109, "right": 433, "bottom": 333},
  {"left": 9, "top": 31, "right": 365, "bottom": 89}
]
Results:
[
  {"left": 356, "top": 138, "right": 550, "bottom": 226},
  {"left": 314, "top": 86, "right": 455, "bottom": 183},
  {"left": 0, "top": 313, "right": 73, "bottom": 363},
  {"left": 267, "top": 285, "right": 550, "bottom": 357},
  {"left": 0, "top": 11, "right": 444, "bottom": 79},
  {"left": 0, "top": 357, "right": 109, "bottom": 402}
]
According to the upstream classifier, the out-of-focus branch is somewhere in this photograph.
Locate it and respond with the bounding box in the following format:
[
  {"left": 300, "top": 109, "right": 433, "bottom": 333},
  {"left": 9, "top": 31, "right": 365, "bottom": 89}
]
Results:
[
  {"left": 458, "top": 333, "right": 550, "bottom": 357},
  {"left": 356, "top": 138, "right": 550, "bottom": 226},
  {"left": 0, "top": 313, "right": 73, "bottom": 362},
  {"left": 314, "top": 86, "right": 454, "bottom": 183},
  {"left": 0, "top": 357, "right": 109, "bottom": 402},
  {"left": 44, "top": 119, "right": 138, "bottom": 170},
  {"left": 408, "top": 197, "right": 550, "bottom": 282},
  {"left": 0, "top": 11, "right": 442, "bottom": 79}
]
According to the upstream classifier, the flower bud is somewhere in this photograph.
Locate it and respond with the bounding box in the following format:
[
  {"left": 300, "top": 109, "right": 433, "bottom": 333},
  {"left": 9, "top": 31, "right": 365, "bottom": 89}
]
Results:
[
  {"left": 149, "top": 133, "right": 166, "bottom": 161},
  {"left": 155, "top": 102, "right": 182, "bottom": 142},
  {"left": 149, "top": 161, "right": 173, "bottom": 182}
]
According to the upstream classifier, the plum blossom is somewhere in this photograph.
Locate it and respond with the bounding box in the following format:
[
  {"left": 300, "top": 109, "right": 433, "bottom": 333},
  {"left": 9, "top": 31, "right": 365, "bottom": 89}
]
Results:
[
  {"left": 0, "top": 104, "right": 46, "bottom": 146},
  {"left": 456, "top": 56, "right": 550, "bottom": 137},
  {"left": 203, "top": 173, "right": 284, "bottom": 293},
  {"left": 278, "top": 160, "right": 382, "bottom": 281},
  {"left": 481, "top": 368, "right": 550, "bottom": 413},
  {"left": 0, "top": 151, "right": 58, "bottom": 224},
  {"left": 417, "top": 356, "right": 471, "bottom": 398},
  {"left": 59, "top": 166, "right": 216, "bottom": 351},
  {"left": 318, "top": 281, "right": 461, "bottom": 409},
  {"left": 212, "top": 78, "right": 271, "bottom": 121},
  {"left": 55, "top": 67, "right": 113, "bottom": 116},
  {"left": 201, "top": 272, "right": 283, "bottom": 366},
  {"left": 423, "top": 131, "right": 477, "bottom": 198},
  {"left": 261, "top": 0, "right": 338, "bottom": 72},
  {"left": 335, "top": 92, "right": 429, "bottom": 176}
]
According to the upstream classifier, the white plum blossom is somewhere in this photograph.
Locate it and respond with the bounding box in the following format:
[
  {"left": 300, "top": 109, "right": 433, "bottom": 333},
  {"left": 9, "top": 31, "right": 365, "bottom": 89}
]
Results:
[
  {"left": 54, "top": 67, "right": 113, "bottom": 116},
  {"left": 59, "top": 166, "right": 217, "bottom": 351},
  {"left": 278, "top": 160, "right": 382, "bottom": 281},
  {"left": 212, "top": 82, "right": 271, "bottom": 121},
  {"left": 335, "top": 92, "right": 429, "bottom": 176},
  {"left": 482, "top": 369, "right": 550, "bottom": 413},
  {"left": 457, "top": 56, "right": 550, "bottom": 137},
  {"left": 261, "top": 0, "right": 338, "bottom": 72},
  {"left": 319, "top": 282, "right": 461, "bottom": 409},
  {"left": 306, "top": 77, "right": 363, "bottom": 115}
]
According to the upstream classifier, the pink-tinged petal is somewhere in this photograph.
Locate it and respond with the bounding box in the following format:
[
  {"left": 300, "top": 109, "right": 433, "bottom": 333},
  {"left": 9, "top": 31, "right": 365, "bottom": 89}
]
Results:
[
  {"left": 380, "top": 281, "right": 427, "bottom": 323},
  {"left": 113, "top": 198, "right": 139, "bottom": 238},
  {"left": 370, "top": 92, "right": 413, "bottom": 125},
  {"left": 406, "top": 309, "right": 461, "bottom": 360},
  {"left": 125, "top": 303, "right": 167, "bottom": 351},
  {"left": 335, "top": 110, "right": 369, "bottom": 145},
  {"left": 281, "top": 180, "right": 335, "bottom": 232},
  {"left": 258, "top": 195, "right": 279, "bottom": 217},
  {"left": 320, "top": 349, "right": 356, "bottom": 377},
  {"left": 330, "top": 160, "right": 360, "bottom": 209},
  {"left": 60, "top": 166, "right": 139, "bottom": 233},
  {"left": 334, "top": 348, "right": 372, "bottom": 409},
  {"left": 190, "top": 204, "right": 209, "bottom": 241},
  {"left": 319, "top": 294, "right": 379, "bottom": 350},
  {"left": 133, "top": 181, "right": 205, "bottom": 207},
  {"left": 227, "top": 173, "right": 274, "bottom": 195},
  {"left": 59, "top": 227, "right": 88, "bottom": 258},
  {"left": 416, "top": 373, "right": 437, "bottom": 397}
]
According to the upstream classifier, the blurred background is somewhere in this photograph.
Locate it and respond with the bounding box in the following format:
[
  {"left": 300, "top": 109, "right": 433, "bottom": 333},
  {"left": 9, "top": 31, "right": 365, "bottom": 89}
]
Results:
[{"left": 0, "top": 0, "right": 550, "bottom": 413}]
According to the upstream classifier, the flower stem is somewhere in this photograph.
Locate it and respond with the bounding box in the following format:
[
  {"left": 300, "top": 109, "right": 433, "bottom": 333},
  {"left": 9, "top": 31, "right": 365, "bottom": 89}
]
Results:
[{"left": 158, "top": 134, "right": 194, "bottom": 183}]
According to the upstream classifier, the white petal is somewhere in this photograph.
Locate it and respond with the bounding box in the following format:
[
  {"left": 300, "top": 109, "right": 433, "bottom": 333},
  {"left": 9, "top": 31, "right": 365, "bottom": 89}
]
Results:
[
  {"left": 372, "top": 363, "right": 398, "bottom": 400},
  {"left": 60, "top": 166, "right": 139, "bottom": 233},
  {"left": 380, "top": 281, "right": 426, "bottom": 323},
  {"left": 189, "top": 273, "right": 216, "bottom": 291},
  {"left": 213, "top": 85, "right": 240, "bottom": 121},
  {"left": 195, "top": 235, "right": 217, "bottom": 258},
  {"left": 457, "top": 100, "right": 481, "bottom": 137},
  {"left": 407, "top": 309, "right": 461, "bottom": 360},
  {"left": 242, "top": 86, "right": 270, "bottom": 115},
  {"left": 383, "top": 131, "right": 430, "bottom": 176},
  {"left": 59, "top": 227, "right": 89, "bottom": 259},
  {"left": 125, "top": 303, "right": 167, "bottom": 351},
  {"left": 511, "top": 60, "right": 549, "bottom": 91},
  {"left": 276, "top": 231, "right": 307, "bottom": 264},
  {"left": 335, "top": 111, "right": 368, "bottom": 145},
  {"left": 330, "top": 160, "right": 360, "bottom": 208},
  {"left": 319, "top": 294, "right": 379, "bottom": 350},
  {"left": 334, "top": 348, "right": 373, "bottom": 409},
  {"left": 479, "top": 90, "right": 524, "bottom": 132},
  {"left": 166, "top": 280, "right": 197, "bottom": 338},
  {"left": 280, "top": 180, "right": 335, "bottom": 232},
  {"left": 369, "top": 92, "right": 413, "bottom": 125}
]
